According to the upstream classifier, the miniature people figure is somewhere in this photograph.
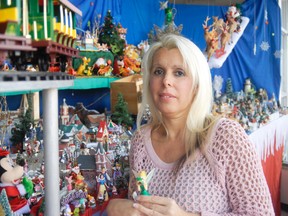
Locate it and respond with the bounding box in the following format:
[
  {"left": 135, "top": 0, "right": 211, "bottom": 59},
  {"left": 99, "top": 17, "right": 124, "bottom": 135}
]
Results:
[
  {"left": 87, "top": 195, "right": 96, "bottom": 208},
  {"left": 64, "top": 204, "right": 72, "bottom": 216},
  {"left": 97, "top": 174, "right": 109, "bottom": 202},
  {"left": 107, "top": 34, "right": 274, "bottom": 215},
  {"left": 112, "top": 163, "right": 122, "bottom": 185},
  {"left": 65, "top": 175, "right": 73, "bottom": 191},
  {"left": 101, "top": 167, "right": 111, "bottom": 186}
]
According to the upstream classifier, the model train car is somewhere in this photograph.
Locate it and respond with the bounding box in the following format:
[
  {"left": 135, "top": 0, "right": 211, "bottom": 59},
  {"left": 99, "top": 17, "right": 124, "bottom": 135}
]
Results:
[{"left": 0, "top": 0, "right": 82, "bottom": 72}]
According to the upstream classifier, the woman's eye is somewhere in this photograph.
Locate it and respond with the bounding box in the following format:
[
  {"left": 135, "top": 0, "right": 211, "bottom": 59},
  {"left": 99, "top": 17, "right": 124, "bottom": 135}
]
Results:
[
  {"left": 175, "top": 70, "right": 185, "bottom": 77},
  {"left": 153, "top": 69, "right": 164, "bottom": 76}
]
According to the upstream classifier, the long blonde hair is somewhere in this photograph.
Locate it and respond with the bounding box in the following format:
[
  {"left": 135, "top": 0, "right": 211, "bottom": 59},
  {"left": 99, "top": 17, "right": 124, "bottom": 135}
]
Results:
[{"left": 137, "top": 33, "right": 218, "bottom": 161}]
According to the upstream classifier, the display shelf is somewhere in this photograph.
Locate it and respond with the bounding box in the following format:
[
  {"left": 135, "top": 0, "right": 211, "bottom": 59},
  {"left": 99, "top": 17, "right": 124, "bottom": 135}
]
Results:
[
  {"left": 0, "top": 71, "right": 74, "bottom": 93},
  {"left": 0, "top": 73, "right": 119, "bottom": 95},
  {"left": 0, "top": 71, "right": 74, "bottom": 216},
  {"left": 63, "top": 76, "right": 119, "bottom": 90}
]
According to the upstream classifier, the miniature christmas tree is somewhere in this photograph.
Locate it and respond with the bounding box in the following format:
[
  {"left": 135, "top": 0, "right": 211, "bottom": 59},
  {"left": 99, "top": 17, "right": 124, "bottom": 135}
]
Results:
[
  {"left": 98, "top": 10, "right": 125, "bottom": 56},
  {"left": 225, "top": 78, "right": 234, "bottom": 99},
  {"left": 111, "top": 93, "right": 134, "bottom": 128},
  {"left": 10, "top": 94, "right": 34, "bottom": 153}
]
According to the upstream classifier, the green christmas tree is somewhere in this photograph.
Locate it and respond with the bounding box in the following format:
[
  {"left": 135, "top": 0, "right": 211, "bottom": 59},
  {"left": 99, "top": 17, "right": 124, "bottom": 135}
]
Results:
[
  {"left": 10, "top": 94, "right": 34, "bottom": 152},
  {"left": 111, "top": 93, "right": 134, "bottom": 128},
  {"left": 225, "top": 78, "right": 234, "bottom": 99},
  {"left": 98, "top": 10, "right": 125, "bottom": 56}
]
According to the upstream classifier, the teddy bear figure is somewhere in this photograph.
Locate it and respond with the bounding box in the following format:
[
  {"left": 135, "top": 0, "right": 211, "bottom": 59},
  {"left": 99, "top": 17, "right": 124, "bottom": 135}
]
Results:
[{"left": 0, "top": 149, "right": 33, "bottom": 214}]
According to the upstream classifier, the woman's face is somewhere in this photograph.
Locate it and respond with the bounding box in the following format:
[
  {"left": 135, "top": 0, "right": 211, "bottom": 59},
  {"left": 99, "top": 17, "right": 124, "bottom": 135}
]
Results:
[{"left": 149, "top": 47, "right": 194, "bottom": 118}]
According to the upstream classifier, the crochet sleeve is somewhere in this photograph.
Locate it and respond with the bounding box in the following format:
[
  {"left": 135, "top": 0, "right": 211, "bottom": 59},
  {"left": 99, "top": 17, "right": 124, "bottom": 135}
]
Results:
[{"left": 203, "top": 119, "right": 274, "bottom": 216}]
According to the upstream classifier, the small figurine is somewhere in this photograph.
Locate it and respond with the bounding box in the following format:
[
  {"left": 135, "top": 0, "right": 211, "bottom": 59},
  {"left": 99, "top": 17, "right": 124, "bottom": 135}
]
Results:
[
  {"left": 64, "top": 203, "right": 73, "bottom": 216},
  {"left": 101, "top": 167, "right": 111, "bottom": 186},
  {"left": 132, "top": 169, "right": 154, "bottom": 199},
  {"left": 112, "top": 163, "right": 122, "bottom": 185},
  {"left": 97, "top": 173, "right": 109, "bottom": 202},
  {"left": 65, "top": 175, "right": 73, "bottom": 191},
  {"left": 87, "top": 195, "right": 96, "bottom": 208}
]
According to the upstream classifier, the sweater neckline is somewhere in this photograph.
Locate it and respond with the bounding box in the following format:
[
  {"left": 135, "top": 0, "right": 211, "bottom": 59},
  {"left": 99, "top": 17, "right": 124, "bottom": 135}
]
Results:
[{"left": 144, "top": 127, "right": 177, "bottom": 170}]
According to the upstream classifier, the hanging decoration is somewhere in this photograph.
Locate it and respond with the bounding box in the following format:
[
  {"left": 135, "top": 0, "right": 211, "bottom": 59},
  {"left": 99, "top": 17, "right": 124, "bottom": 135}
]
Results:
[
  {"left": 273, "top": 50, "right": 281, "bottom": 59},
  {"left": 260, "top": 1, "right": 269, "bottom": 52},
  {"left": 253, "top": 1, "right": 257, "bottom": 55},
  {"left": 260, "top": 41, "right": 270, "bottom": 51},
  {"left": 204, "top": 5, "right": 250, "bottom": 69},
  {"left": 148, "top": 1, "right": 183, "bottom": 43}
]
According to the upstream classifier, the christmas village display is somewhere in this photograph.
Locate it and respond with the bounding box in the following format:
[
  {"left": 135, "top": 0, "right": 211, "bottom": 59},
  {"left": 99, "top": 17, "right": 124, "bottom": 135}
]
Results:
[
  {"left": 0, "top": 80, "right": 285, "bottom": 215},
  {"left": 212, "top": 76, "right": 283, "bottom": 134},
  {"left": 0, "top": 1, "right": 287, "bottom": 215},
  {"left": 0, "top": 93, "right": 134, "bottom": 215}
]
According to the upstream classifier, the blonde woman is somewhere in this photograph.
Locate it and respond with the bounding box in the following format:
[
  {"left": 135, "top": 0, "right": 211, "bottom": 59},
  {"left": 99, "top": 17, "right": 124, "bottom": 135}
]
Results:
[{"left": 107, "top": 33, "right": 274, "bottom": 216}]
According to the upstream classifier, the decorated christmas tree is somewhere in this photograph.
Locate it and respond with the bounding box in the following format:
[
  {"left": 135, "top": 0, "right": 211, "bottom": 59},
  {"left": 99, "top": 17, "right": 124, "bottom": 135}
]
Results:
[
  {"left": 10, "top": 94, "right": 34, "bottom": 152},
  {"left": 98, "top": 10, "right": 125, "bottom": 56},
  {"left": 111, "top": 93, "right": 134, "bottom": 128},
  {"left": 225, "top": 78, "right": 234, "bottom": 99}
]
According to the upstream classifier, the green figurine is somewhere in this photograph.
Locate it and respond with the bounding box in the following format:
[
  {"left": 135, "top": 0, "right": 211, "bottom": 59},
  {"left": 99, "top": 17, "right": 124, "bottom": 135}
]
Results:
[{"left": 132, "top": 169, "right": 155, "bottom": 200}]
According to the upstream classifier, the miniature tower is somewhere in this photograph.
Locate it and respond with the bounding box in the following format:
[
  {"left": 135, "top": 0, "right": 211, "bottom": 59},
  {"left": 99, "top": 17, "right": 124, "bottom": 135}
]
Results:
[
  {"left": 60, "top": 98, "right": 70, "bottom": 125},
  {"left": 95, "top": 143, "right": 107, "bottom": 173}
]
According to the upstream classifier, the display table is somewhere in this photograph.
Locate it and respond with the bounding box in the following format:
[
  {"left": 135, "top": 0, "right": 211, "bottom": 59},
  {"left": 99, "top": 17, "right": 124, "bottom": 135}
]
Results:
[{"left": 249, "top": 115, "right": 288, "bottom": 216}]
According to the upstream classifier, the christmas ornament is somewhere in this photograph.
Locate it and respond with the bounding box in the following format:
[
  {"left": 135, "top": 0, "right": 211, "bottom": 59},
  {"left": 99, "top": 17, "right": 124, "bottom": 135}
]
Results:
[
  {"left": 260, "top": 41, "right": 270, "bottom": 51},
  {"left": 274, "top": 50, "right": 281, "bottom": 58}
]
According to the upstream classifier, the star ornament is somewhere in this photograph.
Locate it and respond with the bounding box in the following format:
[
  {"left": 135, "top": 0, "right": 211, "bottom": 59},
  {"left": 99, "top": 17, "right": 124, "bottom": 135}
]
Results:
[{"left": 160, "top": 1, "right": 169, "bottom": 10}]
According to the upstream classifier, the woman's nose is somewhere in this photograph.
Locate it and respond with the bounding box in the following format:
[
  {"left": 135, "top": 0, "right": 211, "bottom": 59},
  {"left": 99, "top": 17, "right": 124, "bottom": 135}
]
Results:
[{"left": 163, "top": 75, "right": 172, "bottom": 87}]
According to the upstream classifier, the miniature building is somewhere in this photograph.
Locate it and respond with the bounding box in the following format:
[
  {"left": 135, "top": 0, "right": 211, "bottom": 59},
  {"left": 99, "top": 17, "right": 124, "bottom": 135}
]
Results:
[{"left": 60, "top": 98, "right": 70, "bottom": 125}]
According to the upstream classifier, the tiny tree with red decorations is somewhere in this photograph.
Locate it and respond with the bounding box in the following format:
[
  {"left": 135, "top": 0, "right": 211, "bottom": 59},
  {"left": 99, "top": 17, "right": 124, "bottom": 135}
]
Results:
[{"left": 98, "top": 10, "right": 125, "bottom": 56}]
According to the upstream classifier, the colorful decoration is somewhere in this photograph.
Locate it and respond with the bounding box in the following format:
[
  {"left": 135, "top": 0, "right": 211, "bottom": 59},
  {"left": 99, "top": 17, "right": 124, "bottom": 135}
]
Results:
[
  {"left": 204, "top": 5, "right": 250, "bottom": 68},
  {"left": 0, "top": 149, "right": 34, "bottom": 214},
  {"left": 76, "top": 57, "right": 92, "bottom": 76},
  {"left": 148, "top": 1, "right": 183, "bottom": 43},
  {"left": 132, "top": 169, "right": 154, "bottom": 197},
  {"left": 98, "top": 10, "right": 126, "bottom": 56}
]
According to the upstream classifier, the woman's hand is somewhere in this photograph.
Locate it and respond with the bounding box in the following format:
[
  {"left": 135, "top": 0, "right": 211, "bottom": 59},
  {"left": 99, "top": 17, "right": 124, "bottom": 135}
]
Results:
[
  {"left": 106, "top": 198, "right": 144, "bottom": 216},
  {"left": 133, "top": 195, "right": 200, "bottom": 216}
]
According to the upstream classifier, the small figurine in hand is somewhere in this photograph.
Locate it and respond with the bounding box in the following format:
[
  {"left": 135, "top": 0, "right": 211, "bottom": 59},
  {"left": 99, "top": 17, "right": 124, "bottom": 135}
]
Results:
[
  {"left": 132, "top": 169, "right": 154, "bottom": 199},
  {"left": 0, "top": 149, "right": 33, "bottom": 214}
]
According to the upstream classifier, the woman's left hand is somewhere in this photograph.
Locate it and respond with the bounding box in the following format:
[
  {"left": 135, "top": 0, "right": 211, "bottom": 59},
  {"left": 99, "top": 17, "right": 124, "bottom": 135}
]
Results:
[{"left": 133, "top": 195, "right": 200, "bottom": 216}]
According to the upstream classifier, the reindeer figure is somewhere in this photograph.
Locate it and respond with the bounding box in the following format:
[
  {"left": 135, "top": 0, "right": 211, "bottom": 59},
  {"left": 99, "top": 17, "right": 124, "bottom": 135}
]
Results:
[
  {"left": 212, "top": 16, "right": 225, "bottom": 37},
  {"left": 220, "top": 23, "right": 231, "bottom": 51},
  {"left": 203, "top": 16, "right": 219, "bottom": 61}
]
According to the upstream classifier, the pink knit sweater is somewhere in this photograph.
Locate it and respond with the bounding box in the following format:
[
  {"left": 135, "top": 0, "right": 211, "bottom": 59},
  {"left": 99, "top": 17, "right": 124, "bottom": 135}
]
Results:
[{"left": 128, "top": 118, "right": 274, "bottom": 215}]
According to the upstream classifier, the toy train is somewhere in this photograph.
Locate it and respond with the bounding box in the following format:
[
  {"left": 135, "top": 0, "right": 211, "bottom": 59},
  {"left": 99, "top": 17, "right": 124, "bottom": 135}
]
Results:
[{"left": 0, "top": 0, "right": 82, "bottom": 72}]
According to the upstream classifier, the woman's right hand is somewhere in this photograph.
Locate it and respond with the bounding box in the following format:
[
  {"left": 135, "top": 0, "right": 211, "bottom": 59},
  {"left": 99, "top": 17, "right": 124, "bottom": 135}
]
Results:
[{"left": 106, "top": 198, "right": 143, "bottom": 216}]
